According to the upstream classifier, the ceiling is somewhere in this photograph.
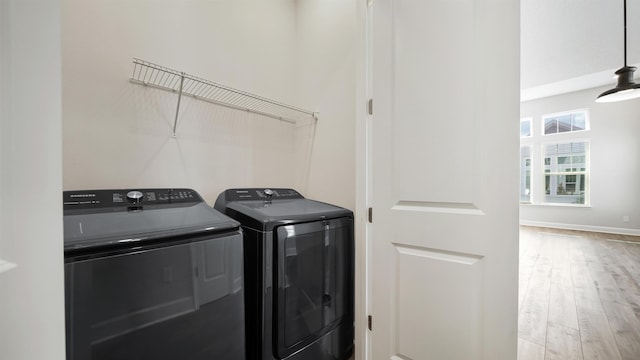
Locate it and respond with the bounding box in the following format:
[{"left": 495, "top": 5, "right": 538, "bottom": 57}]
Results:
[{"left": 521, "top": 0, "right": 640, "bottom": 99}]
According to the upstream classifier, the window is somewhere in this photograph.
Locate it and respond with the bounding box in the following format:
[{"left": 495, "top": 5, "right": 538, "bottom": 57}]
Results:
[
  {"left": 543, "top": 141, "right": 588, "bottom": 205},
  {"left": 520, "top": 146, "right": 531, "bottom": 203},
  {"left": 521, "top": 118, "right": 532, "bottom": 137},
  {"left": 520, "top": 109, "right": 590, "bottom": 207},
  {"left": 542, "top": 110, "right": 588, "bottom": 135}
]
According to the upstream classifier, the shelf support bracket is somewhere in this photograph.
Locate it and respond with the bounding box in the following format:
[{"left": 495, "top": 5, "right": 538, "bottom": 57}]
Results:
[{"left": 172, "top": 72, "right": 185, "bottom": 137}]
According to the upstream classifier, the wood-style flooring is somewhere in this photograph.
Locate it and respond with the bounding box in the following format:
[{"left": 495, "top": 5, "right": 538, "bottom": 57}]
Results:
[{"left": 518, "top": 226, "right": 640, "bottom": 360}]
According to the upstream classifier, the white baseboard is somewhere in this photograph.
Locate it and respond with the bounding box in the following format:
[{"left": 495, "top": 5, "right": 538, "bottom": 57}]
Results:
[{"left": 519, "top": 220, "right": 640, "bottom": 237}]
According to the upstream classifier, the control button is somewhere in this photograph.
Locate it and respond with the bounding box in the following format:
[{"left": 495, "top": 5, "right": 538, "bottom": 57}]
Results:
[
  {"left": 126, "top": 191, "right": 144, "bottom": 204},
  {"left": 146, "top": 192, "right": 156, "bottom": 201}
]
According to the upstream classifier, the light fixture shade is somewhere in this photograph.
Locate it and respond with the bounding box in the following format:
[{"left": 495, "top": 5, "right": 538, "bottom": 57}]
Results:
[
  {"left": 596, "top": 0, "right": 640, "bottom": 103},
  {"left": 596, "top": 66, "right": 640, "bottom": 102}
]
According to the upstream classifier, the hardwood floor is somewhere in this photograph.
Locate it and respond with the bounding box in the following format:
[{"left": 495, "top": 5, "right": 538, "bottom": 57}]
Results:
[{"left": 518, "top": 226, "right": 640, "bottom": 360}]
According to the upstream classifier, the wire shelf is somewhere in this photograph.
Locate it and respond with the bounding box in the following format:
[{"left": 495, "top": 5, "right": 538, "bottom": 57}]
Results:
[{"left": 130, "top": 58, "right": 317, "bottom": 135}]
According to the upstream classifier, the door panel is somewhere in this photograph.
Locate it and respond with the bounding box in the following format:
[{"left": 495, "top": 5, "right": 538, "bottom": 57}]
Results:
[
  {"left": 393, "top": 0, "right": 475, "bottom": 204},
  {"left": 395, "top": 245, "right": 483, "bottom": 359},
  {"left": 370, "top": 0, "right": 519, "bottom": 359}
]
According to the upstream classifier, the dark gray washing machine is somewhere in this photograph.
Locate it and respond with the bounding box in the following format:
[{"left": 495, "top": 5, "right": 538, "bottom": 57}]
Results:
[
  {"left": 214, "top": 188, "right": 354, "bottom": 360},
  {"left": 63, "top": 188, "right": 245, "bottom": 360}
]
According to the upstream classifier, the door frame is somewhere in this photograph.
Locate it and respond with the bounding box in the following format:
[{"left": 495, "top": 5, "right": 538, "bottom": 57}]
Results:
[{"left": 355, "top": 0, "right": 371, "bottom": 359}]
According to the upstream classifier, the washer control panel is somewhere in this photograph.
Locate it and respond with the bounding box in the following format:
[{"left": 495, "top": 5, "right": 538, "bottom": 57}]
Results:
[
  {"left": 224, "top": 188, "right": 303, "bottom": 201},
  {"left": 64, "top": 188, "right": 202, "bottom": 210}
]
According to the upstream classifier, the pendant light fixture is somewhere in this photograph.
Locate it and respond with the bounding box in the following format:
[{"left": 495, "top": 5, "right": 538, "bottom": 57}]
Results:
[{"left": 596, "top": 0, "right": 640, "bottom": 103}]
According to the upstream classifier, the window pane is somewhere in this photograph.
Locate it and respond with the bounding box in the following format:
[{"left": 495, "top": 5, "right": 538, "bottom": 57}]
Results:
[
  {"left": 572, "top": 112, "right": 586, "bottom": 131},
  {"left": 566, "top": 184, "right": 576, "bottom": 193},
  {"left": 545, "top": 175, "right": 550, "bottom": 195},
  {"left": 544, "top": 118, "right": 558, "bottom": 134},
  {"left": 544, "top": 144, "right": 558, "bottom": 156},
  {"left": 543, "top": 110, "right": 588, "bottom": 135},
  {"left": 558, "top": 115, "right": 572, "bottom": 133},
  {"left": 543, "top": 141, "right": 588, "bottom": 205},
  {"left": 520, "top": 146, "right": 531, "bottom": 203},
  {"left": 557, "top": 143, "right": 572, "bottom": 154},
  {"left": 520, "top": 119, "right": 531, "bottom": 137}
]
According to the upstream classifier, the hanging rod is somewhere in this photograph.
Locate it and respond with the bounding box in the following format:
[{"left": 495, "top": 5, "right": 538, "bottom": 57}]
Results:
[{"left": 129, "top": 58, "right": 317, "bottom": 135}]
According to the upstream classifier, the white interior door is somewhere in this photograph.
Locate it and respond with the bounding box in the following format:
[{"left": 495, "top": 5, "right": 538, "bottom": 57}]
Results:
[{"left": 369, "top": 0, "right": 520, "bottom": 359}]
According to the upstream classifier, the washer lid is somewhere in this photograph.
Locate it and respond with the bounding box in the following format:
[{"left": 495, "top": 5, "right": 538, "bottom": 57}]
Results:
[
  {"left": 63, "top": 189, "right": 239, "bottom": 252},
  {"left": 216, "top": 193, "right": 352, "bottom": 231}
]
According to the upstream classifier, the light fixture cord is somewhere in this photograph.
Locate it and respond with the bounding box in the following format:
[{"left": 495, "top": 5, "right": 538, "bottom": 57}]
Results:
[{"left": 624, "top": 0, "right": 628, "bottom": 66}]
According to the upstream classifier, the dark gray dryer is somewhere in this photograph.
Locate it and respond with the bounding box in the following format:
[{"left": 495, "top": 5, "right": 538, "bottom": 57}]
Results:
[
  {"left": 64, "top": 188, "right": 245, "bottom": 360},
  {"left": 214, "top": 188, "right": 354, "bottom": 360}
]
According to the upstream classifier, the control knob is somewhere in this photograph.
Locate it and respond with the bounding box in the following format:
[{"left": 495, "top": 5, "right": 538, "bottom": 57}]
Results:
[
  {"left": 126, "top": 191, "right": 144, "bottom": 204},
  {"left": 263, "top": 188, "right": 274, "bottom": 204}
]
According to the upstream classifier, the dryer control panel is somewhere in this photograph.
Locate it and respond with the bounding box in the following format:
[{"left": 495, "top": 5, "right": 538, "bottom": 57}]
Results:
[
  {"left": 63, "top": 188, "right": 202, "bottom": 210},
  {"left": 223, "top": 188, "right": 303, "bottom": 201}
]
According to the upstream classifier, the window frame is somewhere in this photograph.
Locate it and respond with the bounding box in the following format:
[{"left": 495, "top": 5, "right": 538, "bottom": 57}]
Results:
[
  {"left": 541, "top": 109, "right": 590, "bottom": 136},
  {"left": 540, "top": 139, "right": 590, "bottom": 207},
  {"left": 520, "top": 109, "right": 591, "bottom": 208}
]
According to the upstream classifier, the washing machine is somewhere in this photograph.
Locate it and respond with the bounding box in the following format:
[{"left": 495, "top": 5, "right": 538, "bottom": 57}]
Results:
[
  {"left": 214, "top": 188, "right": 354, "bottom": 360},
  {"left": 63, "top": 188, "right": 245, "bottom": 360}
]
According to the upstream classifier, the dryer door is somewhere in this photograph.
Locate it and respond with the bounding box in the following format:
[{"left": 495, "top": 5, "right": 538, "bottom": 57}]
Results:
[{"left": 274, "top": 217, "right": 354, "bottom": 359}]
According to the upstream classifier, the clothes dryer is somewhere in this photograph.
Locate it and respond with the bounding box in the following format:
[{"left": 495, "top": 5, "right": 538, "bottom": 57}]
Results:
[{"left": 215, "top": 188, "right": 354, "bottom": 360}]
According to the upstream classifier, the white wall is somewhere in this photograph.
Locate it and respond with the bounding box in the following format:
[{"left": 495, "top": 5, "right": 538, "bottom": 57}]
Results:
[
  {"left": 520, "top": 87, "right": 640, "bottom": 235},
  {"left": 62, "top": 0, "right": 356, "bottom": 208},
  {"left": 293, "top": 0, "right": 357, "bottom": 210},
  {"left": 521, "top": 0, "right": 640, "bottom": 89},
  {"left": 0, "top": 1, "right": 66, "bottom": 359},
  {"left": 62, "top": 0, "right": 304, "bottom": 203}
]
